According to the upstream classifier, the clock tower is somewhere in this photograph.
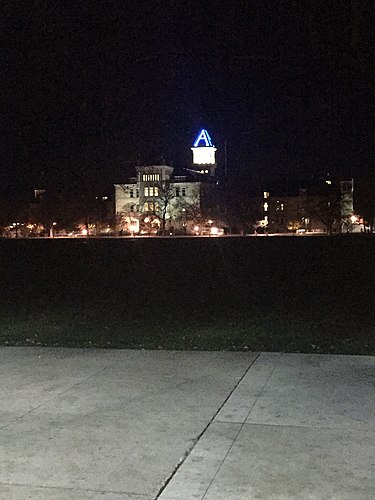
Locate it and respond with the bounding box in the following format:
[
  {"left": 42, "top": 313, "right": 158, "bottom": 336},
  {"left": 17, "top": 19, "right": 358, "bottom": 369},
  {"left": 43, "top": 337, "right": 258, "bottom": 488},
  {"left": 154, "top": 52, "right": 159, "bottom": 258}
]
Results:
[{"left": 191, "top": 129, "right": 217, "bottom": 176}]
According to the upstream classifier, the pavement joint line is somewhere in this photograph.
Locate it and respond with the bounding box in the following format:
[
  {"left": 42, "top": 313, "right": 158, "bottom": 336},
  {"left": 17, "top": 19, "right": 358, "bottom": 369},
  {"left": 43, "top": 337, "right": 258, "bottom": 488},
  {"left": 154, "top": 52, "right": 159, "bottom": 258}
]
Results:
[
  {"left": 238, "top": 421, "right": 375, "bottom": 431},
  {"left": 153, "top": 351, "right": 261, "bottom": 500},
  {"left": 0, "top": 364, "right": 111, "bottom": 432},
  {"left": 242, "top": 422, "right": 375, "bottom": 432},
  {"left": 201, "top": 351, "right": 282, "bottom": 500},
  {"left": 0, "top": 480, "right": 149, "bottom": 497}
]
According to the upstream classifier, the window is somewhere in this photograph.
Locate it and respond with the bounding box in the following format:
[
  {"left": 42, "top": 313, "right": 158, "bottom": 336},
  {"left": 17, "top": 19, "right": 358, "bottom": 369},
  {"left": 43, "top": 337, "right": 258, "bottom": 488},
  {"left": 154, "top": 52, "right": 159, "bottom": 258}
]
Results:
[
  {"left": 182, "top": 187, "right": 186, "bottom": 196},
  {"left": 281, "top": 203, "right": 284, "bottom": 211},
  {"left": 130, "top": 189, "right": 134, "bottom": 198},
  {"left": 142, "top": 174, "right": 160, "bottom": 181},
  {"left": 264, "top": 202, "right": 268, "bottom": 212},
  {"left": 136, "top": 189, "right": 139, "bottom": 198},
  {"left": 144, "top": 202, "right": 149, "bottom": 211},
  {"left": 264, "top": 191, "right": 269, "bottom": 199},
  {"left": 130, "top": 205, "right": 135, "bottom": 212},
  {"left": 176, "top": 187, "right": 180, "bottom": 197},
  {"left": 145, "top": 186, "right": 158, "bottom": 197}
]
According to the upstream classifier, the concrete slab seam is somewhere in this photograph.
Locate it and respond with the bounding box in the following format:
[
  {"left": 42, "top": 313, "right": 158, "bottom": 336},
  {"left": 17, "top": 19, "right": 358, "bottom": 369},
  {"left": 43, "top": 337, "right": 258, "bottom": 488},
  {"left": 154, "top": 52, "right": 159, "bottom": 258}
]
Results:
[
  {"left": 213, "top": 351, "right": 283, "bottom": 424},
  {"left": 200, "top": 351, "right": 282, "bottom": 499},
  {"left": 154, "top": 352, "right": 261, "bottom": 500},
  {"left": 0, "top": 480, "right": 150, "bottom": 497},
  {"left": 242, "top": 351, "right": 282, "bottom": 422}
]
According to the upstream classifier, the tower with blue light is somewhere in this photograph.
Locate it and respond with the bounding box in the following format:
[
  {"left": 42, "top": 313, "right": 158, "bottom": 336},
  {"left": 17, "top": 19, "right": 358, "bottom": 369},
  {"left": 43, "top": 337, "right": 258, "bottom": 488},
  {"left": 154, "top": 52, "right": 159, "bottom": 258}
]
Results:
[{"left": 191, "top": 129, "right": 217, "bottom": 176}]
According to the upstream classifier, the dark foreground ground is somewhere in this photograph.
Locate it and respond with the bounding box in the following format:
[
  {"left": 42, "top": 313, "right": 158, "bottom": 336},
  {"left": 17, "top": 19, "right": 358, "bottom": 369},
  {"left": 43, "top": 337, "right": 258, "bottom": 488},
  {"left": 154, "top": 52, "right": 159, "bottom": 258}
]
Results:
[{"left": 1, "top": 235, "right": 374, "bottom": 354}]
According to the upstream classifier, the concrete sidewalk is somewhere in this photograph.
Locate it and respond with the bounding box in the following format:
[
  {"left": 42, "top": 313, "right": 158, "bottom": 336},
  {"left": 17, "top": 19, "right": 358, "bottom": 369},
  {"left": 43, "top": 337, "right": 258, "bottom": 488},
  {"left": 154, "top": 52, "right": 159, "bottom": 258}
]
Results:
[{"left": 0, "top": 349, "right": 374, "bottom": 499}]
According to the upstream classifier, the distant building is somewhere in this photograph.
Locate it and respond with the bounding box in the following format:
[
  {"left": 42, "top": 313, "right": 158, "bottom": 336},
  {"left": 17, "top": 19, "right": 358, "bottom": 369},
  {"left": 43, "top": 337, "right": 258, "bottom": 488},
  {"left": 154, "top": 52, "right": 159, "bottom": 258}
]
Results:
[
  {"left": 114, "top": 130, "right": 220, "bottom": 234},
  {"left": 259, "top": 178, "right": 359, "bottom": 234}
]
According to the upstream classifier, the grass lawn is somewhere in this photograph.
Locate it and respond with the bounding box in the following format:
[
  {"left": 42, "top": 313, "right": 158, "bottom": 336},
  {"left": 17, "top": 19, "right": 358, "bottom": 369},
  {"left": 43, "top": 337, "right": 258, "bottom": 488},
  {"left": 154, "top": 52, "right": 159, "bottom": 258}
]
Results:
[{"left": 1, "top": 235, "right": 374, "bottom": 354}]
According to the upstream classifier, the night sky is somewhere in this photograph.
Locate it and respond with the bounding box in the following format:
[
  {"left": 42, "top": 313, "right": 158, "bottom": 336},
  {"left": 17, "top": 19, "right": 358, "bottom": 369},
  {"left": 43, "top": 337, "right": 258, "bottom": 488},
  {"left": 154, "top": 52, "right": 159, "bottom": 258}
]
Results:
[{"left": 2, "top": 0, "right": 374, "bottom": 198}]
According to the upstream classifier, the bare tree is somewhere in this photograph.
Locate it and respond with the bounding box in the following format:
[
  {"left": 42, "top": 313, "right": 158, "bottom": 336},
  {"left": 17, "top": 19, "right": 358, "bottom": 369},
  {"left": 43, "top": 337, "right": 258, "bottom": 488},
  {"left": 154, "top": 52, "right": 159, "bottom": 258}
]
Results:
[
  {"left": 306, "top": 189, "right": 341, "bottom": 235},
  {"left": 176, "top": 186, "right": 204, "bottom": 227},
  {"left": 155, "top": 179, "right": 175, "bottom": 234},
  {"left": 224, "top": 170, "right": 263, "bottom": 234},
  {"left": 227, "top": 186, "right": 262, "bottom": 235},
  {"left": 355, "top": 174, "right": 375, "bottom": 233}
]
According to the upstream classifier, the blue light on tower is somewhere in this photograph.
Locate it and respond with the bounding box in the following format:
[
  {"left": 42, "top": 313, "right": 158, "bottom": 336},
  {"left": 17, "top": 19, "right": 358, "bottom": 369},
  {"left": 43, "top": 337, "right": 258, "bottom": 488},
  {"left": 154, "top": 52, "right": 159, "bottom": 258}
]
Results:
[
  {"left": 193, "top": 129, "right": 214, "bottom": 148},
  {"left": 191, "top": 129, "right": 217, "bottom": 165}
]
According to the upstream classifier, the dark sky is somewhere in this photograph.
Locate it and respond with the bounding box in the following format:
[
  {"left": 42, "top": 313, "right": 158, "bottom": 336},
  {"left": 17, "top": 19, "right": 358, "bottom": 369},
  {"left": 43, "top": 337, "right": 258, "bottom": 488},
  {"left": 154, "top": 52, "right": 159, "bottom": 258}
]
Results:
[{"left": 2, "top": 0, "right": 374, "bottom": 197}]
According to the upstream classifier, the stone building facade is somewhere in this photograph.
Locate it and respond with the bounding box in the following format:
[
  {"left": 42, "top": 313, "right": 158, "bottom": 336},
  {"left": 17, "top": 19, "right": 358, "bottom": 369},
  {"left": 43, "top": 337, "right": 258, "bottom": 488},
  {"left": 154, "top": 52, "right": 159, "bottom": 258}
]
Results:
[
  {"left": 259, "top": 179, "right": 358, "bottom": 234},
  {"left": 114, "top": 130, "right": 220, "bottom": 234}
]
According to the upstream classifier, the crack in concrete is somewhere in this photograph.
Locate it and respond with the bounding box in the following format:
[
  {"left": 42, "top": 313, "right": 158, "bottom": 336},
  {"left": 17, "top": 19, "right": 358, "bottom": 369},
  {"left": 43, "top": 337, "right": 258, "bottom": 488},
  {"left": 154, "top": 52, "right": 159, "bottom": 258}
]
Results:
[
  {"left": 154, "top": 351, "right": 261, "bottom": 499},
  {"left": 201, "top": 351, "right": 282, "bottom": 499},
  {"left": 0, "top": 480, "right": 149, "bottom": 497}
]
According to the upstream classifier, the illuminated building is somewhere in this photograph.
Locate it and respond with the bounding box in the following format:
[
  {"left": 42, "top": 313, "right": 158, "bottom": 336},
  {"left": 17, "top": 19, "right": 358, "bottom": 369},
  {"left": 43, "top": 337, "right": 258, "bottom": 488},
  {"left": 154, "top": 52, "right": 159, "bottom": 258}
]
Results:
[
  {"left": 191, "top": 129, "right": 217, "bottom": 176},
  {"left": 257, "top": 178, "right": 359, "bottom": 234},
  {"left": 115, "top": 130, "right": 219, "bottom": 234}
]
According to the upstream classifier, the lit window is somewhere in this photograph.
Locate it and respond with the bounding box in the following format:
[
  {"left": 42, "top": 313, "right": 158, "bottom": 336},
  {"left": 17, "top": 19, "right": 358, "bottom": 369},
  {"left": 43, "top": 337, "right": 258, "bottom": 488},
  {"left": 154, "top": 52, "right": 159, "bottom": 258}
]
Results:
[
  {"left": 149, "top": 202, "right": 154, "bottom": 211},
  {"left": 130, "top": 189, "right": 134, "bottom": 198},
  {"left": 281, "top": 203, "right": 284, "bottom": 211},
  {"left": 182, "top": 187, "right": 186, "bottom": 196},
  {"left": 264, "top": 191, "right": 269, "bottom": 199},
  {"left": 144, "top": 202, "right": 149, "bottom": 211},
  {"left": 176, "top": 187, "right": 180, "bottom": 197},
  {"left": 156, "top": 174, "right": 160, "bottom": 181},
  {"left": 149, "top": 187, "right": 154, "bottom": 197},
  {"left": 264, "top": 202, "right": 268, "bottom": 212},
  {"left": 144, "top": 187, "right": 149, "bottom": 197},
  {"left": 154, "top": 186, "right": 159, "bottom": 196},
  {"left": 142, "top": 175, "right": 146, "bottom": 181},
  {"left": 264, "top": 215, "right": 268, "bottom": 223},
  {"left": 326, "top": 180, "right": 332, "bottom": 185}
]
